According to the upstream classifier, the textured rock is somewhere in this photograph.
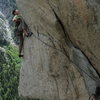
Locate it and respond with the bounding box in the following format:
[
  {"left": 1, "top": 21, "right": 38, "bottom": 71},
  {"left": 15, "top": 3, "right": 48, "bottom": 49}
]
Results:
[{"left": 16, "top": 0, "right": 100, "bottom": 100}]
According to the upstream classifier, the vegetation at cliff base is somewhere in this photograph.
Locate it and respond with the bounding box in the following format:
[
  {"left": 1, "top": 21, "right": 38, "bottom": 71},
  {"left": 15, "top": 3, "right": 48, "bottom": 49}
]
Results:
[
  {"left": 0, "top": 45, "right": 39, "bottom": 100},
  {"left": 0, "top": 45, "right": 21, "bottom": 100}
]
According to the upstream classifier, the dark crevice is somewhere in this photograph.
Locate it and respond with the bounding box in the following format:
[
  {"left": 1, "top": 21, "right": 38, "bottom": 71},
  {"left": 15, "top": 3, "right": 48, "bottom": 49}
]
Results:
[
  {"left": 47, "top": 1, "right": 73, "bottom": 48},
  {"left": 63, "top": 46, "right": 100, "bottom": 82},
  {"left": 76, "top": 48, "right": 100, "bottom": 79},
  {"left": 48, "top": 1, "right": 100, "bottom": 82}
]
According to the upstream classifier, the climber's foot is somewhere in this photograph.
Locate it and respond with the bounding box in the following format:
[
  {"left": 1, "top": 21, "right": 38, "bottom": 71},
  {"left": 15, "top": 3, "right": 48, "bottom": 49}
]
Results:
[
  {"left": 26, "top": 34, "right": 29, "bottom": 37},
  {"left": 27, "top": 32, "right": 33, "bottom": 37},
  {"left": 19, "top": 54, "right": 23, "bottom": 57}
]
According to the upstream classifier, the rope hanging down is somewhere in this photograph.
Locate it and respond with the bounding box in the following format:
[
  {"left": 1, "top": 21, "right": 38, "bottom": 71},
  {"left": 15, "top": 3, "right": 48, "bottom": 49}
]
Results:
[{"left": 31, "top": 30, "right": 100, "bottom": 82}]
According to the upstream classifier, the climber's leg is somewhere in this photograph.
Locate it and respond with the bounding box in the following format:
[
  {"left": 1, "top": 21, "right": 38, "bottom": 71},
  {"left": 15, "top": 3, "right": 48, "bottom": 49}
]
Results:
[
  {"left": 19, "top": 32, "right": 24, "bottom": 57},
  {"left": 23, "top": 22, "right": 33, "bottom": 37}
]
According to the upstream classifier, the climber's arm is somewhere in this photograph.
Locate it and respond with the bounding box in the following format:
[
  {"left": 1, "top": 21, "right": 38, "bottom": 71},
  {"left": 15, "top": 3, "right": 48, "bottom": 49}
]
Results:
[
  {"left": 12, "top": 18, "right": 17, "bottom": 22},
  {"left": 13, "top": 15, "right": 17, "bottom": 22}
]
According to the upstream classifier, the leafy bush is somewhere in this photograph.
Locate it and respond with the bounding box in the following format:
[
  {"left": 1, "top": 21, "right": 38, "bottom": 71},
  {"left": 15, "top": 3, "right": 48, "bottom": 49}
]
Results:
[
  {"left": 0, "top": 45, "right": 21, "bottom": 100},
  {"left": 0, "top": 45, "right": 38, "bottom": 100}
]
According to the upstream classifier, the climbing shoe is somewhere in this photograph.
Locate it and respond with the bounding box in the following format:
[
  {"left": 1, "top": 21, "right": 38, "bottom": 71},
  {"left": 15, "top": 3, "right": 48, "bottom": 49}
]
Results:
[
  {"left": 19, "top": 54, "right": 23, "bottom": 57},
  {"left": 27, "top": 32, "right": 33, "bottom": 37}
]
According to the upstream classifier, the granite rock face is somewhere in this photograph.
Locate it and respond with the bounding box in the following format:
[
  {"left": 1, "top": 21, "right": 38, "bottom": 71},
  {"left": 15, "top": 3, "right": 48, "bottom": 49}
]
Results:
[{"left": 16, "top": 0, "right": 100, "bottom": 100}]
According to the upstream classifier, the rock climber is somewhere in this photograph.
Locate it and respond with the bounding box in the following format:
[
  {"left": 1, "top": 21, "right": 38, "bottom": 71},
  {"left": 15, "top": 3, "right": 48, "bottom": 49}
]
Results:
[
  {"left": 12, "top": 9, "right": 32, "bottom": 57},
  {"left": 89, "top": 86, "right": 100, "bottom": 100}
]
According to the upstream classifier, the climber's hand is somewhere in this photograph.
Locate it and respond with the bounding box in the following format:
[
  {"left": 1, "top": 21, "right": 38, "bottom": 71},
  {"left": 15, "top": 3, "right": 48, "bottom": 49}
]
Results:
[
  {"left": 12, "top": 19, "right": 17, "bottom": 22},
  {"left": 23, "top": 30, "right": 28, "bottom": 37}
]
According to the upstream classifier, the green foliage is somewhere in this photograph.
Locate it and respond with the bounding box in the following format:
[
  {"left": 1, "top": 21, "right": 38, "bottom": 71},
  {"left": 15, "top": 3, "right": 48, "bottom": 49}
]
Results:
[
  {"left": 0, "top": 45, "right": 35, "bottom": 100},
  {"left": 0, "top": 45, "right": 21, "bottom": 100}
]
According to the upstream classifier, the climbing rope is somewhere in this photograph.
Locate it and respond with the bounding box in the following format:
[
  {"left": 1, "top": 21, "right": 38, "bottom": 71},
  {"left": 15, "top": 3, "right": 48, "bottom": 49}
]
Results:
[
  {"left": 32, "top": 32, "right": 64, "bottom": 53},
  {"left": 31, "top": 31, "right": 100, "bottom": 82}
]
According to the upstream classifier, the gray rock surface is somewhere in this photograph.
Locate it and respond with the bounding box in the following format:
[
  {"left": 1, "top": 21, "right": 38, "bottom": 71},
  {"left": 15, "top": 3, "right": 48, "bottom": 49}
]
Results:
[{"left": 16, "top": 0, "right": 100, "bottom": 100}]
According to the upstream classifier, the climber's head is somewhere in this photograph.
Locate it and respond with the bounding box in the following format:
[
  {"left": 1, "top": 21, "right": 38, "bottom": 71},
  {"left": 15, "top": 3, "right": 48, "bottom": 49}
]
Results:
[{"left": 12, "top": 9, "right": 20, "bottom": 15}]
